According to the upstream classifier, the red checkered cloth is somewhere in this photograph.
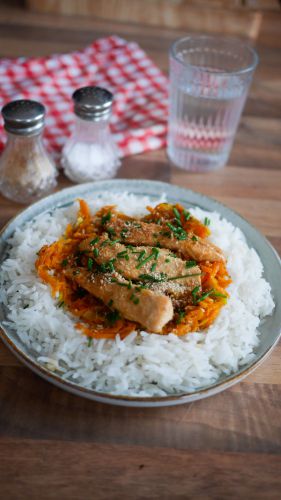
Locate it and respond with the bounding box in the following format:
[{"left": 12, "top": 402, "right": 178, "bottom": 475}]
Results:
[{"left": 0, "top": 36, "right": 168, "bottom": 158}]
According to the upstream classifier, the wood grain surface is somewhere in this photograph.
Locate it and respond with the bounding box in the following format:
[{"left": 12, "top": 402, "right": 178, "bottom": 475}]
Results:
[{"left": 0, "top": 4, "right": 280, "bottom": 499}]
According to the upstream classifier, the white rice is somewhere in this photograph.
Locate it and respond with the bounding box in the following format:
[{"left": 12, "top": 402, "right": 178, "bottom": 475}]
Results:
[{"left": 0, "top": 192, "right": 274, "bottom": 396}]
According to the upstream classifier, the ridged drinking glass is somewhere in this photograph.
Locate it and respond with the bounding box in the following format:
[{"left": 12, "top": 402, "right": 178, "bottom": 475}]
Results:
[{"left": 167, "top": 36, "right": 258, "bottom": 171}]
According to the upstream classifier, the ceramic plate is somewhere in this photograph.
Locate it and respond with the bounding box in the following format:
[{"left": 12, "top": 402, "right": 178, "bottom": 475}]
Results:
[{"left": 0, "top": 179, "right": 280, "bottom": 407}]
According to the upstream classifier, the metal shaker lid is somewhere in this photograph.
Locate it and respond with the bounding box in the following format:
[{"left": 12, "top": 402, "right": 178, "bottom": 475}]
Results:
[
  {"left": 72, "top": 86, "right": 113, "bottom": 121},
  {"left": 1, "top": 99, "right": 45, "bottom": 135}
]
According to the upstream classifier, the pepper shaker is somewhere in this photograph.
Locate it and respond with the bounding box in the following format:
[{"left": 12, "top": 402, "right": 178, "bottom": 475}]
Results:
[
  {"left": 0, "top": 100, "right": 57, "bottom": 204},
  {"left": 61, "top": 86, "right": 120, "bottom": 183}
]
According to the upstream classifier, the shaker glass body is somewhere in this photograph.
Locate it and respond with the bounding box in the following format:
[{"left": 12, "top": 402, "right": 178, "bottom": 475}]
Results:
[
  {"left": 0, "top": 132, "right": 57, "bottom": 204},
  {"left": 62, "top": 115, "right": 120, "bottom": 183}
]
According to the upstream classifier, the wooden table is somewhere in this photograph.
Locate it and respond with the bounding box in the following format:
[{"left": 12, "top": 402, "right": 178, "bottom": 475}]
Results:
[{"left": 0, "top": 5, "right": 280, "bottom": 499}]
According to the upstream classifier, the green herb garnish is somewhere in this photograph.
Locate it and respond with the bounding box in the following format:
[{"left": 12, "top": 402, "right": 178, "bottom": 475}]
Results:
[
  {"left": 90, "top": 237, "right": 99, "bottom": 246},
  {"left": 58, "top": 301, "right": 64, "bottom": 308},
  {"left": 204, "top": 217, "right": 211, "bottom": 227},
  {"left": 192, "top": 235, "right": 198, "bottom": 242},
  {"left": 137, "top": 250, "right": 146, "bottom": 261},
  {"left": 61, "top": 259, "right": 68, "bottom": 267},
  {"left": 191, "top": 286, "right": 200, "bottom": 304},
  {"left": 173, "top": 207, "right": 181, "bottom": 221},
  {"left": 166, "top": 222, "right": 187, "bottom": 240},
  {"left": 196, "top": 289, "right": 214, "bottom": 303},
  {"left": 110, "top": 239, "right": 121, "bottom": 246},
  {"left": 183, "top": 209, "right": 191, "bottom": 221},
  {"left": 120, "top": 228, "right": 129, "bottom": 238},
  {"left": 212, "top": 291, "right": 227, "bottom": 299},
  {"left": 88, "top": 337, "right": 93, "bottom": 347},
  {"left": 136, "top": 248, "right": 159, "bottom": 269},
  {"left": 108, "top": 299, "right": 114, "bottom": 307},
  {"left": 93, "top": 248, "right": 99, "bottom": 258},
  {"left": 101, "top": 212, "right": 111, "bottom": 225},
  {"left": 88, "top": 257, "right": 94, "bottom": 271},
  {"left": 107, "top": 227, "right": 116, "bottom": 236},
  {"left": 106, "top": 309, "right": 120, "bottom": 325},
  {"left": 129, "top": 294, "right": 140, "bottom": 305},
  {"left": 185, "top": 260, "right": 197, "bottom": 268},
  {"left": 176, "top": 310, "right": 185, "bottom": 324},
  {"left": 110, "top": 278, "right": 128, "bottom": 287},
  {"left": 150, "top": 262, "right": 157, "bottom": 272}
]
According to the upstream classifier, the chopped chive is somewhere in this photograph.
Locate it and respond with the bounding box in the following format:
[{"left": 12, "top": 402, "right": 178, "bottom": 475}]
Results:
[
  {"left": 58, "top": 301, "right": 64, "bottom": 308},
  {"left": 107, "top": 227, "right": 116, "bottom": 236},
  {"left": 101, "top": 212, "right": 111, "bottom": 225},
  {"left": 152, "top": 247, "right": 160, "bottom": 259},
  {"left": 191, "top": 286, "right": 200, "bottom": 304},
  {"left": 108, "top": 299, "right": 114, "bottom": 307},
  {"left": 185, "top": 260, "right": 197, "bottom": 268},
  {"left": 196, "top": 289, "right": 214, "bottom": 303},
  {"left": 204, "top": 217, "right": 211, "bottom": 227},
  {"left": 100, "top": 240, "right": 109, "bottom": 247},
  {"left": 129, "top": 294, "right": 139, "bottom": 305},
  {"left": 90, "top": 237, "right": 99, "bottom": 246},
  {"left": 117, "top": 250, "right": 127, "bottom": 257},
  {"left": 110, "top": 239, "right": 121, "bottom": 246},
  {"left": 166, "top": 222, "right": 187, "bottom": 240},
  {"left": 137, "top": 250, "right": 146, "bottom": 261},
  {"left": 166, "top": 222, "right": 179, "bottom": 233},
  {"left": 173, "top": 207, "right": 181, "bottom": 221},
  {"left": 110, "top": 277, "right": 128, "bottom": 287},
  {"left": 161, "top": 230, "right": 171, "bottom": 238},
  {"left": 176, "top": 310, "right": 185, "bottom": 324},
  {"left": 106, "top": 309, "right": 120, "bottom": 325},
  {"left": 192, "top": 235, "right": 198, "bottom": 242},
  {"left": 127, "top": 280, "right": 133, "bottom": 290},
  {"left": 117, "top": 250, "right": 129, "bottom": 260},
  {"left": 138, "top": 273, "right": 166, "bottom": 282},
  {"left": 93, "top": 248, "right": 99, "bottom": 258},
  {"left": 61, "top": 259, "right": 68, "bottom": 267},
  {"left": 183, "top": 209, "right": 191, "bottom": 221},
  {"left": 150, "top": 262, "right": 157, "bottom": 272},
  {"left": 88, "top": 337, "right": 93, "bottom": 347},
  {"left": 167, "top": 273, "right": 201, "bottom": 281},
  {"left": 136, "top": 248, "right": 158, "bottom": 269},
  {"left": 88, "top": 257, "right": 94, "bottom": 271},
  {"left": 212, "top": 291, "right": 227, "bottom": 299},
  {"left": 165, "top": 258, "right": 170, "bottom": 263}
]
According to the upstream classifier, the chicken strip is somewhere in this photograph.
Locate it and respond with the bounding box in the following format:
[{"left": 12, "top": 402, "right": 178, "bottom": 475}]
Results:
[
  {"left": 104, "top": 216, "right": 224, "bottom": 262},
  {"left": 65, "top": 267, "right": 173, "bottom": 333},
  {"left": 79, "top": 233, "right": 202, "bottom": 294}
]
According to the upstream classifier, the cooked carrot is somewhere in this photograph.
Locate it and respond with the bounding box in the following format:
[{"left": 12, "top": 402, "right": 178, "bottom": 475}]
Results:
[{"left": 35, "top": 199, "right": 231, "bottom": 340}]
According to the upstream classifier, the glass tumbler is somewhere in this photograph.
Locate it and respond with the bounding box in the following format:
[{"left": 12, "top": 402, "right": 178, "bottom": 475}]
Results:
[{"left": 167, "top": 36, "right": 258, "bottom": 172}]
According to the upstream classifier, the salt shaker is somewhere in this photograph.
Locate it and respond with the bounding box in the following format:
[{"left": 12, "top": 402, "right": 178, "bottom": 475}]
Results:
[
  {"left": 0, "top": 100, "right": 57, "bottom": 204},
  {"left": 61, "top": 86, "right": 120, "bottom": 183}
]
